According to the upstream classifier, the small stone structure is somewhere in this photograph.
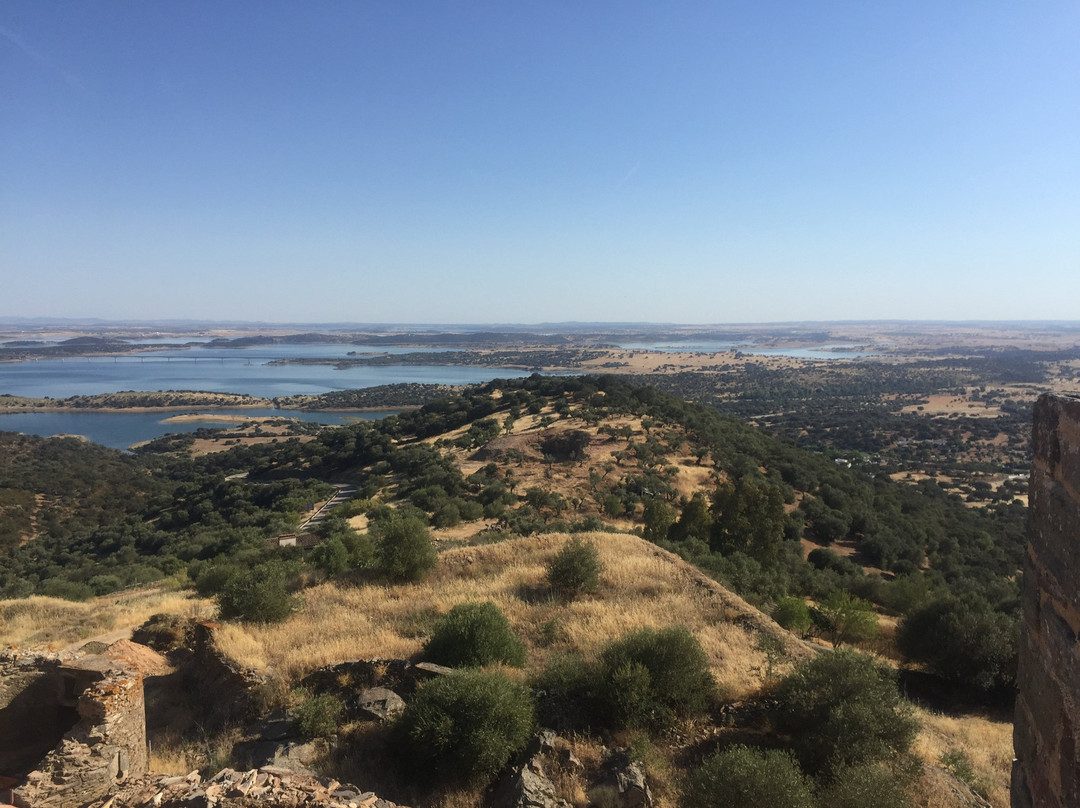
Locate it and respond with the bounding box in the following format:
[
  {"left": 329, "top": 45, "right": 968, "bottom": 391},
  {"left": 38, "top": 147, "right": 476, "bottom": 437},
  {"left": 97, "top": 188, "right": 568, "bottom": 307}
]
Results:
[
  {"left": 0, "top": 649, "right": 147, "bottom": 808},
  {"left": 1013, "top": 393, "right": 1080, "bottom": 808}
]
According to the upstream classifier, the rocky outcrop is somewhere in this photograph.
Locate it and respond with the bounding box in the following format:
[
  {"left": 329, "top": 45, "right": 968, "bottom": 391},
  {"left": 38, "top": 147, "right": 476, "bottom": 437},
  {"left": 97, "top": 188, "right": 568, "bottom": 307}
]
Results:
[
  {"left": 490, "top": 731, "right": 646, "bottom": 808},
  {"left": 1013, "top": 393, "right": 1080, "bottom": 808},
  {"left": 587, "top": 748, "right": 651, "bottom": 808},
  {"left": 300, "top": 658, "right": 451, "bottom": 701},
  {"left": 356, "top": 687, "right": 406, "bottom": 722},
  {"left": 300, "top": 658, "right": 450, "bottom": 724},
  {"left": 489, "top": 731, "right": 571, "bottom": 808}
]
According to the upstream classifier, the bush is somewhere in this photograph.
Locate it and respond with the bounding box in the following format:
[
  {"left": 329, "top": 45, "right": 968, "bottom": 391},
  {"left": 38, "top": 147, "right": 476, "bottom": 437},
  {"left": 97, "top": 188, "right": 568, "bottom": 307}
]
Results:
[
  {"left": 815, "top": 590, "right": 880, "bottom": 647},
  {"left": 896, "top": 597, "right": 1017, "bottom": 692},
  {"left": 423, "top": 601, "right": 526, "bottom": 668},
  {"left": 293, "top": 690, "right": 343, "bottom": 739},
  {"left": 395, "top": 669, "right": 535, "bottom": 785},
  {"left": 818, "top": 762, "right": 915, "bottom": 808},
  {"left": 374, "top": 512, "right": 437, "bottom": 582},
  {"left": 310, "top": 535, "right": 349, "bottom": 576},
  {"left": 532, "top": 653, "right": 605, "bottom": 731},
  {"left": 216, "top": 561, "right": 298, "bottom": 623},
  {"left": 771, "top": 649, "right": 918, "bottom": 777},
  {"left": 546, "top": 537, "right": 602, "bottom": 598},
  {"left": 431, "top": 501, "right": 461, "bottom": 528},
  {"left": 39, "top": 579, "right": 94, "bottom": 601},
  {"left": 773, "top": 596, "right": 812, "bottom": 635},
  {"left": 600, "top": 626, "right": 715, "bottom": 728},
  {"left": 681, "top": 745, "right": 815, "bottom": 808}
]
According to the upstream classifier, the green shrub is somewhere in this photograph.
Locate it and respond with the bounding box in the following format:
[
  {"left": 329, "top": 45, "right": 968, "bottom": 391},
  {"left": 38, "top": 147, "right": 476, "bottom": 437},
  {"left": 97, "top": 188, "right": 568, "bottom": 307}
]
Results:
[
  {"left": 458, "top": 499, "right": 485, "bottom": 521},
  {"left": 773, "top": 596, "right": 812, "bottom": 635},
  {"left": 816, "top": 590, "right": 880, "bottom": 647},
  {"left": 546, "top": 537, "right": 602, "bottom": 598},
  {"left": 374, "top": 512, "right": 437, "bottom": 582},
  {"left": 600, "top": 626, "right": 715, "bottom": 728},
  {"left": 896, "top": 597, "right": 1017, "bottom": 692},
  {"left": 681, "top": 745, "right": 815, "bottom": 808},
  {"left": 939, "top": 749, "right": 989, "bottom": 800},
  {"left": 293, "top": 690, "right": 343, "bottom": 739},
  {"left": 423, "top": 601, "right": 526, "bottom": 668},
  {"left": 216, "top": 561, "right": 298, "bottom": 623},
  {"left": 431, "top": 501, "right": 461, "bottom": 528},
  {"left": 310, "top": 535, "right": 349, "bottom": 576},
  {"left": 818, "top": 762, "right": 915, "bottom": 808},
  {"left": 532, "top": 653, "right": 605, "bottom": 731},
  {"left": 395, "top": 669, "right": 535, "bottom": 785},
  {"left": 771, "top": 649, "right": 918, "bottom": 777},
  {"left": 39, "top": 579, "right": 94, "bottom": 601}
]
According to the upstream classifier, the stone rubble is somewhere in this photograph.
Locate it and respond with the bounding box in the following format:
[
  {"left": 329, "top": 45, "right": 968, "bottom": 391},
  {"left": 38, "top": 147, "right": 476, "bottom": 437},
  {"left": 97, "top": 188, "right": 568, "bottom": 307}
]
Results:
[{"left": 84, "top": 767, "right": 406, "bottom": 808}]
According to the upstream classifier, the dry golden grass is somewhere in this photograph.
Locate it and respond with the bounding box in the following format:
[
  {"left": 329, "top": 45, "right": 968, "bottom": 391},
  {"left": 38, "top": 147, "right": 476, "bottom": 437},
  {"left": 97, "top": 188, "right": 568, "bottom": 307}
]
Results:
[
  {"left": 913, "top": 708, "right": 1013, "bottom": 808},
  {"left": 214, "top": 531, "right": 795, "bottom": 697},
  {"left": 149, "top": 726, "right": 243, "bottom": 776},
  {"left": 0, "top": 588, "right": 214, "bottom": 650}
]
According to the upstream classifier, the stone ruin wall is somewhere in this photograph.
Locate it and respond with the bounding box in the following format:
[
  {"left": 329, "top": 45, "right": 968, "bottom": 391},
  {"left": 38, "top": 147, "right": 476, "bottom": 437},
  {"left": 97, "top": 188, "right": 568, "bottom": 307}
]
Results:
[
  {"left": 0, "top": 651, "right": 147, "bottom": 808},
  {"left": 1013, "top": 393, "right": 1080, "bottom": 808}
]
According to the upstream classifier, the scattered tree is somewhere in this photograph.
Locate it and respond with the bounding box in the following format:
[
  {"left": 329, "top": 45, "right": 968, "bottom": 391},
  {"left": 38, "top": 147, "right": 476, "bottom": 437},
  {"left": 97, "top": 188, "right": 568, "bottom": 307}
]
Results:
[{"left": 546, "top": 537, "right": 602, "bottom": 599}]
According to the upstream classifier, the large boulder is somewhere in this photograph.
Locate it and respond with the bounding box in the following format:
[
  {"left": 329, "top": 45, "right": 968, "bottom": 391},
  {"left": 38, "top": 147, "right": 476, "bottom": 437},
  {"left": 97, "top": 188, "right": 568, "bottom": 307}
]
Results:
[{"left": 356, "top": 687, "right": 406, "bottom": 721}]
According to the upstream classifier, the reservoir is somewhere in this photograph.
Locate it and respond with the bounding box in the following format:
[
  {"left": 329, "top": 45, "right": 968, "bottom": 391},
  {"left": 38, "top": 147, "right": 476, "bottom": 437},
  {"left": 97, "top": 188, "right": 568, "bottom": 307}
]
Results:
[
  {"left": 0, "top": 408, "right": 396, "bottom": 451},
  {"left": 0, "top": 344, "right": 523, "bottom": 399},
  {"left": 0, "top": 343, "right": 533, "bottom": 448},
  {"left": 613, "top": 341, "right": 878, "bottom": 358}
]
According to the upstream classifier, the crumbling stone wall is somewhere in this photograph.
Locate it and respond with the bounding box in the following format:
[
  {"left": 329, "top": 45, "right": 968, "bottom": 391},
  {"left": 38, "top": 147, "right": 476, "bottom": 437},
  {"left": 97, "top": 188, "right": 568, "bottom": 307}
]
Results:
[
  {"left": 0, "top": 654, "right": 78, "bottom": 777},
  {"left": 1013, "top": 393, "right": 1080, "bottom": 808},
  {"left": 188, "top": 622, "right": 267, "bottom": 726},
  {"left": 0, "top": 652, "right": 147, "bottom": 808}
]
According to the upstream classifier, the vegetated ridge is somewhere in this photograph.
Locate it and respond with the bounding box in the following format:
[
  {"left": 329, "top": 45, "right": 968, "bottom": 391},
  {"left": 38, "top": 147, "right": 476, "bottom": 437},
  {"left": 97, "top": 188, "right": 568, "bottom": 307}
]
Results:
[{"left": 0, "top": 375, "right": 1021, "bottom": 806}]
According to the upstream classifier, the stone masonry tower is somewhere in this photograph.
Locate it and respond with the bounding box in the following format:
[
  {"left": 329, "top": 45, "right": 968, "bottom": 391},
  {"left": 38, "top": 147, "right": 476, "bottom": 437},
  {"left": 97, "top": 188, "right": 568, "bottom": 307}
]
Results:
[{"left": 1013, "top": 393, "right": 1080, "bottom": 807}]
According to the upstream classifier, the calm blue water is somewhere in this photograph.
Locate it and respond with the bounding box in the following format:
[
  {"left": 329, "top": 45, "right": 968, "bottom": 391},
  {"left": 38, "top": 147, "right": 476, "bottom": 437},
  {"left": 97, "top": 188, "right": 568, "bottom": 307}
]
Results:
[
  {"left": 0, "top": 343, "right": 534, "bottom": 449},
  {"left": 0, "top": 345, "right": 527, "bottom": 399},
  {"left": 614, "top": 341, "right": 751, "bottom": 353},
  {"left": 612, "top": 341, "right": 877, "bottom": 358},
  {"left": 740, "top": 344, "right": 879, "bottom": 359},
  {"left": 0, "top": 409, "right": 398, "bottom": 451}
]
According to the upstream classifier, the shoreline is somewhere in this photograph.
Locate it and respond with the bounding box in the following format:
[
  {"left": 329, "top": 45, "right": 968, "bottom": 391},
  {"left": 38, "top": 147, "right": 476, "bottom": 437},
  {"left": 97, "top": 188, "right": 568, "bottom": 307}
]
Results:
[{"left": 0, "top": 404, "right": 413, "bottom": 415}]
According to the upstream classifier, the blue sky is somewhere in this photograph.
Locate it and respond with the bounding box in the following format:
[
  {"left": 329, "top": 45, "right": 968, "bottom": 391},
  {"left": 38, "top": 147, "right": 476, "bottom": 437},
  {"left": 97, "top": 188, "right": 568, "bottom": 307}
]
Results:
[{"left": 2, "top": 1, "right": 1078, "bottom": 324}]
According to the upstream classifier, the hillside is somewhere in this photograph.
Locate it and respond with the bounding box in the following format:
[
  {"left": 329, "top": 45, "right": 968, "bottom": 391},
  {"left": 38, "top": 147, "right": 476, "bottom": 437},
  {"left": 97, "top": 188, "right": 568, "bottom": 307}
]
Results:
[
  {"left": 0, "top": 375, "right": 1024, "bottom": 806},
  {"left": 213, "top": 531, "right": 812, "bottom": 690}
]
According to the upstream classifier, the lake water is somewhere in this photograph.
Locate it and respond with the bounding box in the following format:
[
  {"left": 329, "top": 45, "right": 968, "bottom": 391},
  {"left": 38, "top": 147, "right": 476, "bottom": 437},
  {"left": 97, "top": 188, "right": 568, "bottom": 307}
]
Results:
[
  {"left": 0, "top": 343, "right": 532, "bottom": 448},
  {"left": 615, "top": 341, "right": 751, "bottom": 352},
  {"left": 0, "top": 408, "right": 397, "bottom": 451},
  {"left": 613, "top": 341, "right": 878, "bottom": 359},
  {"left": 0, "top": 344, "right": 528, "bottom": 399}
]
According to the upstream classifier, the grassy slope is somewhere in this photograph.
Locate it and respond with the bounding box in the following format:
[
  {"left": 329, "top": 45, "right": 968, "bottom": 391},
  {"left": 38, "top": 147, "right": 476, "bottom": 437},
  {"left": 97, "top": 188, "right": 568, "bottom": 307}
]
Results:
[
  {"left": 213, "top": 530, "right": 1010, "bottom": 808},
  {"left": 214, "top": 530, "right": 811, "bottom": 692}
]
